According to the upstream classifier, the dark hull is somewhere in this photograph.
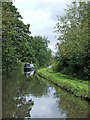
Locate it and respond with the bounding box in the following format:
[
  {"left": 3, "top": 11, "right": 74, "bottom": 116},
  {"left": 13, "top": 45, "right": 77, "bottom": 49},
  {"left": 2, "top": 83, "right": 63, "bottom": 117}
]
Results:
[{"left": 24, "top": 67, "right": 34, "bottom": 72}]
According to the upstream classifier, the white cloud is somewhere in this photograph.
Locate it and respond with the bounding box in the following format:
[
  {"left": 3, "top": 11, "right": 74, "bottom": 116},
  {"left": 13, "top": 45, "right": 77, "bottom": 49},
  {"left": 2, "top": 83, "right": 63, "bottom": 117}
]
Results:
[
  {"left": 26, "top": 9, "right": 50, "bottom": 26},
  {"left": 48, "top": 44, "right": 57, "bottom": 53},
  {"left": 13, "top": 0, "right": 71, "bottom": 53}
]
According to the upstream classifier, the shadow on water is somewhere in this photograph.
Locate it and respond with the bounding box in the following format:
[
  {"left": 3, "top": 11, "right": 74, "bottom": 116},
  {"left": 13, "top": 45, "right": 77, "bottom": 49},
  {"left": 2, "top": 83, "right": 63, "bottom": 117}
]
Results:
[{"left": 2, "top": 70, "right": 89, "bottom": 118}]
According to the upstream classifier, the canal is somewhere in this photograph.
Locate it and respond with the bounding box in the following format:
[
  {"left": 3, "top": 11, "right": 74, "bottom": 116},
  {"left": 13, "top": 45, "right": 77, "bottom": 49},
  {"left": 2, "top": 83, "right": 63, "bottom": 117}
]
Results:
[{"left": 2, "top": 70, "right": 89, "bottom": 118}]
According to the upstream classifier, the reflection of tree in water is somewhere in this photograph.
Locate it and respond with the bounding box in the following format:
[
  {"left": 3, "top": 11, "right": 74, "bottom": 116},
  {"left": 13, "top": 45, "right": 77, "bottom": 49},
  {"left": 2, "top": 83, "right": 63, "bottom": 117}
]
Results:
[
  {"left": 2, "top": 71, "right": 34, "bottom": 118},
  {"left": 12, "top": 95, "right": 34, "bottom": 118},
  {"left": 3, "top": 81, "right": 34, "bottom": 118},
  {"left": 3, "top": 92, "right": 34, "bottom": 118},
  {"left": 53, "top": 85, "right": 89, "bottom": 118},
  {"left": 24, "top": 75, "right": 49, "bottom": 97},
  {"left": 2, "top": 71, "right": 48, "bottom": 118},
  {"left": 35, "top": 75, "right": 89, "bottom": 118}
]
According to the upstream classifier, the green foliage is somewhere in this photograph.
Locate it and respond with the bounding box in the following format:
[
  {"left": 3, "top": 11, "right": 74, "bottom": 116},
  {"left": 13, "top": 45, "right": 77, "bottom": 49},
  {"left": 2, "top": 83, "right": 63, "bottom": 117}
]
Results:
[
  {"left": 2, "top": 2, "right": 31, "bottom": 71},
  {"left": 52, "top": 62, "right": 61, "bottom": 72},
  {"left": 2, "top": 3, "right": 52, "bottom": 72},
  {"left": 30, "top": 36, "right": 52, "bottom": 67},
  {"left": 54, "top": 2, "right": 89, "bottom": 80},
  {"left": 37, "top": 68, "right": 89, "bottom": 100}
]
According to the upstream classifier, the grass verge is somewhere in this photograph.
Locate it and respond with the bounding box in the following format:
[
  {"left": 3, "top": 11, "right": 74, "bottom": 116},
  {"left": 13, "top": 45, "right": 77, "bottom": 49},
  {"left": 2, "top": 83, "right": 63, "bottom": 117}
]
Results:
[{"left": 37, "top": 68, "right": 90, "bottom": 101}]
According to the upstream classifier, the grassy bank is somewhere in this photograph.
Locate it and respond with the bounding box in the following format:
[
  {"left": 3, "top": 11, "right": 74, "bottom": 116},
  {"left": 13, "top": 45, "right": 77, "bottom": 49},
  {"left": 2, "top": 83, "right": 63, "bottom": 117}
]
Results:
[{"left": 37, "top": 68, "right": 89, "bottom": 101}]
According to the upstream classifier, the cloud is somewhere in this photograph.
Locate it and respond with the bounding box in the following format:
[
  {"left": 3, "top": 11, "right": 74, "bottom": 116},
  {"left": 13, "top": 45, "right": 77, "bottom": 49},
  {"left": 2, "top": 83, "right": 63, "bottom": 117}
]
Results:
[
  {"left": 13, "top": 0, "right": 71, "bottom": 53},
  {"left": 48, "top": 44, "right": 57, "bottom": 53},
  {"left": 25, "top": 87, "right": 67, "bottom": 118}
]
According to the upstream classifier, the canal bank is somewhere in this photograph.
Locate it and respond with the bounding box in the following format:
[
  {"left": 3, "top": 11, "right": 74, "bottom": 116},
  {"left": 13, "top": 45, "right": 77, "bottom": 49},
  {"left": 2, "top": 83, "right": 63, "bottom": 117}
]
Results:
[{"left": 37, "top": 68, "right": 89, "bottom": 101}]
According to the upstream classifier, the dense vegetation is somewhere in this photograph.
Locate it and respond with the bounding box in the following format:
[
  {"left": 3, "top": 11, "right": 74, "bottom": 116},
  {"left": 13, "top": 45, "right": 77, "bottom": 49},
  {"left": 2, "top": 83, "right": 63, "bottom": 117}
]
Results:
[
  {"left": 2, "top": 2, "right": 52, "bottom": 72},
  {"left": 54, "top": 2, "right": 89, "bottom": 80},
  {"left": 2, "top": 2, "right": 90, "bottom": 81},
  {"left": 30, "top": 36, "right": 52, "bottom": 67}
]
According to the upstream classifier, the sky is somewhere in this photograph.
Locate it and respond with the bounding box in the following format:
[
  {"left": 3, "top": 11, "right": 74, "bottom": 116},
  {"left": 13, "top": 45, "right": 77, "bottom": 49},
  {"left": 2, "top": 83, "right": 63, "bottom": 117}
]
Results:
[{"left": 13, "top": 0, "right": 72, "bottom": 54}]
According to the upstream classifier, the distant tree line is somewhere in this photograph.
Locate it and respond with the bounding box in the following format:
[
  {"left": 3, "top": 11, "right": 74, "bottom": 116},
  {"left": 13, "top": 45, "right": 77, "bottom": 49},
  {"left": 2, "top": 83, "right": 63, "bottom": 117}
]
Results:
[
  {"left": 2, "top": 2, "right": 52, "bottom": 72},
  {"left": 54, "top": 2, "right": 89, "bottom": 80}
]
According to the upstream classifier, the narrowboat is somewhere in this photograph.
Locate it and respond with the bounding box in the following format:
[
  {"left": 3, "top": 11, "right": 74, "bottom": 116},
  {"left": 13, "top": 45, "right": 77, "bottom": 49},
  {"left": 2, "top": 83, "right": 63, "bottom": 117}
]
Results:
[{"left": 24, "top": 63, "right": 34, "bottom": 71}]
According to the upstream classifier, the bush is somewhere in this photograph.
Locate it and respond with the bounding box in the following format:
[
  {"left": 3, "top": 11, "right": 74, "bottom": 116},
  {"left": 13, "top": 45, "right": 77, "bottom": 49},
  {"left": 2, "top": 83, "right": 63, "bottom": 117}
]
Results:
[{"left": 52, "top": 62, "right": 61, "bottom": 72}]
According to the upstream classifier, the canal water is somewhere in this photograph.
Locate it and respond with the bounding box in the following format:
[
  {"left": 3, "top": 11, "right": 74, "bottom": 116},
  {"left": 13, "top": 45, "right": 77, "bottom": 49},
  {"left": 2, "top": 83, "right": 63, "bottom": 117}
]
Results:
[{"left": 2, "top": 70, "right": 89, "bottom": 118}]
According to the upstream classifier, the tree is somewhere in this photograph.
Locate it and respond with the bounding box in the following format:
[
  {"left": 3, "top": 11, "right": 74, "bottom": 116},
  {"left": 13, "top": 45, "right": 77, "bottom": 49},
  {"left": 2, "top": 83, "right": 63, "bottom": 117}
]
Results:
[
  {"left": 2, "top": 2, "right": 32, "bottom": 71},
  {"left": 2, "top": 2, "right": 19, "bottom": 71},
  {"left": 30, "top": 36, "right": 52, "bottom": 67},
  {"left": 2, "top": 2, "right": 52, "bottom": 71},
  {"left": 54, "top": 2, "right": 89, "bottom": 79}
]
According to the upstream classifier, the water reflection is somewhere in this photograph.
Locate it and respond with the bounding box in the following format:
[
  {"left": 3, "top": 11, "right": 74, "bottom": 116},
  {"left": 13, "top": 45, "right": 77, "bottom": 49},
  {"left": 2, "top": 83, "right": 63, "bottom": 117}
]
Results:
[
  {"left": 2, "top": 71, "right": 89, "bottom": 118},
  {"left": 29, "top": 77, "right": 89, "bottom": 118},
  {"left": 53, "top": 86, "right": 89, "bottom": 118},
  {"left": 12, "top": 95, "right": 34, "bottom": 118},
  {"left": 2, "top": 71, "right": 34, "bottom": 118},
  {"left": 24, "top": 70, "right": 34, "bottom": 77},
  {"left": 27, "top": 87, "right": 66, "bottom": 118},
  {"left": 2, "top": 71, "right": 49, "bottom": 118}
]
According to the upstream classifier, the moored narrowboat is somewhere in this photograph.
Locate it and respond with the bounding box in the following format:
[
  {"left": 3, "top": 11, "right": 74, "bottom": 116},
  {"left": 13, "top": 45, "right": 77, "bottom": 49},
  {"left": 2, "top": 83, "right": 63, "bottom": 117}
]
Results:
[{"left": 24, "top": 63, "right": 34, "bottom": 71}]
